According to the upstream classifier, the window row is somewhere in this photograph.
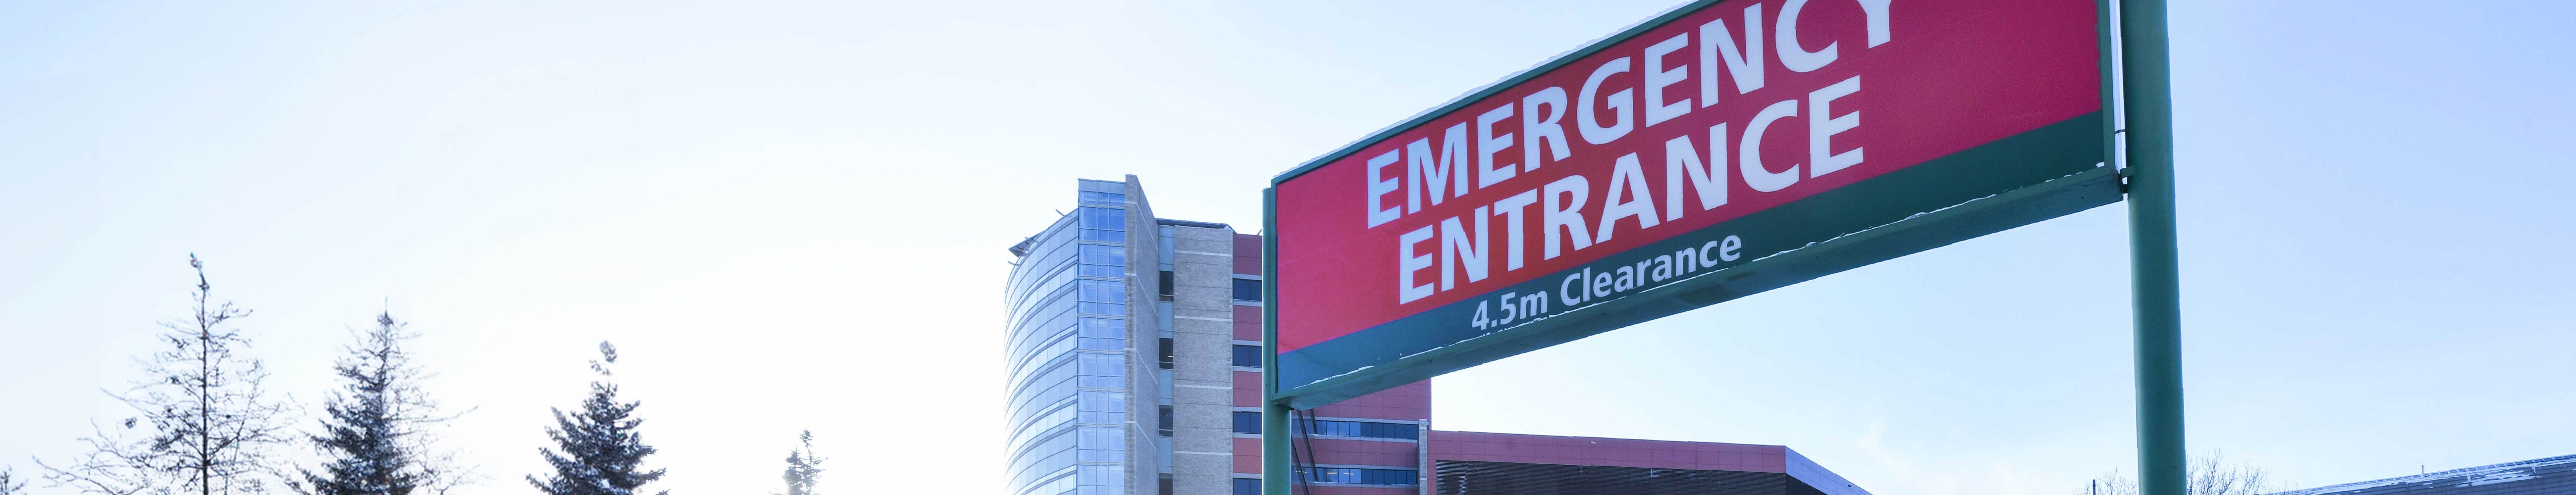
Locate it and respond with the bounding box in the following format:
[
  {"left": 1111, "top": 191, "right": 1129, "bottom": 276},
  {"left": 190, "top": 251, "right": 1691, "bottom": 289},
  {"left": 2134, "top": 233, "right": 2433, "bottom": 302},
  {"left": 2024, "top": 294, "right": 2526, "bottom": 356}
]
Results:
[
  {"left": 1147, "top": 342, "right": 1263, "bottom": 369},
  {"left": 1298, "top": 467, "right": 1418, "bottom": 486},
  {"left": 1078, "top": 191, "right": 1126, "bottom": 205},
  {"left": 1229, "top": 412, "right": 1419, "bottom": 440},
  {"left": 1005, "top": 222, "right": 1079, "bottom": 304}
]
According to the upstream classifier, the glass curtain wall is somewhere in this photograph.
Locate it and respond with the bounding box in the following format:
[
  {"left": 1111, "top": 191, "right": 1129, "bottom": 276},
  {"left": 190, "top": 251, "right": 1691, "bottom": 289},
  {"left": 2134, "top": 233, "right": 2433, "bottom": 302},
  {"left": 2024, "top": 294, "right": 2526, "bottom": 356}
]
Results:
[{"left": 1006, "top": 181, "right": 1133, "bottom": 495}]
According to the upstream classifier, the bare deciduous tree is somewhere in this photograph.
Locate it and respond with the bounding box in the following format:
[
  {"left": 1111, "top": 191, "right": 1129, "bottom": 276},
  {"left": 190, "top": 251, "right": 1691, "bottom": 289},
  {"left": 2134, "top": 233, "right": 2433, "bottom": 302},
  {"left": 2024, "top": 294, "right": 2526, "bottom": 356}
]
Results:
[
  {"left": 39, "top": 254, "right": 296, "bottom": 495},
  {"left": 2076, "top": 450, "right": 2271, "bottom": 495},
  {"left": 3, "top": 467, "right": 29, "bottom": 495}
]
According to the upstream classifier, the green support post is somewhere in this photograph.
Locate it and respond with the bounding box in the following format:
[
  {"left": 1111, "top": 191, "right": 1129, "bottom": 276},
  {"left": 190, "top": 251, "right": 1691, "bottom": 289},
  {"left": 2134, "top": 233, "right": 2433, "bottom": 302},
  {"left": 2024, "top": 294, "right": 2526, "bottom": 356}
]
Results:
[
  {"left": 1262, "top": 188, "right": 1294, "bottom": 495},
  {"left": 1262, "top": 402, "right": 1291, "bottom": 495},
  {"left": 2119, "top": 0, "right": 2186, "bottom": 494}
]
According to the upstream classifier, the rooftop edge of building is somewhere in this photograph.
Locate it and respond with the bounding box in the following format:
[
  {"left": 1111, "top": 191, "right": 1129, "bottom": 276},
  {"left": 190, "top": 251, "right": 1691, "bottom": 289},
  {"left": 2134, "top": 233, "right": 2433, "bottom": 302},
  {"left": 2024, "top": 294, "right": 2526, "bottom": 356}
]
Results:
[
  {"left": 1428, "top": 430, "right": 1874, "bottom": 495},
  {"left": 2264, "top": 453, "right": 2576, "bottom": 495}
]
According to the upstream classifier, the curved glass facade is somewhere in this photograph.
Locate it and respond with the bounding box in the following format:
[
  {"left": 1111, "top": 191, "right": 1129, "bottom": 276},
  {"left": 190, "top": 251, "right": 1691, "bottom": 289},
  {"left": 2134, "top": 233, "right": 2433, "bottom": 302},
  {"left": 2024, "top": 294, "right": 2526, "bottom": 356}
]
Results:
[{"left": 1006, "top": 182, "right": 1132, "bottom": 495}]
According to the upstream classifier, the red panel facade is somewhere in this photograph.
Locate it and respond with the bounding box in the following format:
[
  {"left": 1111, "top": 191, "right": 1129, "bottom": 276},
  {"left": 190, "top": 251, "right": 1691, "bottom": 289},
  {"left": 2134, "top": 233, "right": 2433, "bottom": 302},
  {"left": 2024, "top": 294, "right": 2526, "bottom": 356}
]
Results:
[
  {"left": 1312, "top": 380, "right": 1430, "bottom": 422},
  {"left": 1233, "top": 437, "right": 1263, "bottom": 474},
  {"left": 1234, "top": 306, "right": 1262, "bottom": 341},
  {"left": 1233, "top": 233, "right": 1262, "bottom": 276}
]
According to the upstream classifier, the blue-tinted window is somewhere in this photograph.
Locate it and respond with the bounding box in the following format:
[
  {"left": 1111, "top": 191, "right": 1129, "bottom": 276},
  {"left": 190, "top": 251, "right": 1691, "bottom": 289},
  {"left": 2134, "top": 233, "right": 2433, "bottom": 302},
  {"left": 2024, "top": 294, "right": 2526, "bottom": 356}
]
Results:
[
  {"left": 1075, "top": 430, "right": 1125, "bottom": 462},
  {"left": 1232, "top": 345, "right": 1262, "bottom": 368},
  {"left": 1075, "top": 353, "right": 1125, "bottom": 377},
  {"left": 1076, "top": 391, "right": 1124, "bottom": 424},
  {"left": 1079, "top": 207, "right": 1126, "bottom": 229},
  {"left": 1079, "top": 245, "right": 1125, "bottom": 267},
  {"left": 1079, "top": 191, "right": 1126, "bottom": 205},
  {"left": 1076, "top": 464, "right": 1124, "bottom": 486},
  {"left": 1076, "top": 301, "right": 1125, "bottom": 316},
  {"left": 1230, "top": 413, "right": 1418, "bottom": 440},
  {"left": 1076, "top": 317, "right": 1122, "bottom": 338},
  {"left": 1079, "top": 228, "right": 1126, "bottom": 243},
  {"left": 1076, "top": 279, "right": 1124, "bottom": 303},
  {"left": 1232, "top": 411, "right": 1260, "bottom": 434},
  {"left": 1076, "top": 336, "right": 1122, "bottom": 350},
  {"left": 1232, "top": 478, "right": 1260, "bottom": 495},
  {"left": 1232, "top": 278, "right": 1262, "bottom": 301},
  {"left": 1297, "top": 467, "right": 1416, "bottom": 486},
  {"left": 1356, "top": 422, "right": 1418, "bottom": 440}
]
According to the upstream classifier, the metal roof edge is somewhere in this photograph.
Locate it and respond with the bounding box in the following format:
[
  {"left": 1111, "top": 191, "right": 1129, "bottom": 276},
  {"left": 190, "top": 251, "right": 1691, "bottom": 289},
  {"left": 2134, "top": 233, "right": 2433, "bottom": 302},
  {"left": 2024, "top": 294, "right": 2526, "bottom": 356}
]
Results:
[{"left": 2264, "top": 454, "right": 2576, "bottom": 495}]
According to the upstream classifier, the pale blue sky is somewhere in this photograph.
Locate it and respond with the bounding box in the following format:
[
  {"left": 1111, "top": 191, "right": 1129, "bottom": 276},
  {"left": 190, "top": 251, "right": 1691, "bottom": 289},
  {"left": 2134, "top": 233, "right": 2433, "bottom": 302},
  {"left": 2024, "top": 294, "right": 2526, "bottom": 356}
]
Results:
[{"left": 3, "top": 1, "right": 2571, "bottom": 495}]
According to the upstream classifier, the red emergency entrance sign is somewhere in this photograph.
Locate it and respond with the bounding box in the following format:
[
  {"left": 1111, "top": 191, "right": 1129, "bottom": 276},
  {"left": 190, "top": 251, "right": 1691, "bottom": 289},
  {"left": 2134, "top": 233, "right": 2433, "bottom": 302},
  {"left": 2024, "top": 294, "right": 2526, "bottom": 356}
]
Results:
[{"left": 1269, "top": 0, "right": 2116, "bottom": 406}]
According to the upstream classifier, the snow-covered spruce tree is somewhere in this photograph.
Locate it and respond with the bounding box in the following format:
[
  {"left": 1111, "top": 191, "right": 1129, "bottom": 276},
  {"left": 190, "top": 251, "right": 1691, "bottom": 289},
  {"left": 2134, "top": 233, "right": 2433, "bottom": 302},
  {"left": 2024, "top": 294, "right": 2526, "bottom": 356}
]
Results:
[
  {"left": 527, "top": 342, "right": 666, "bottom": 495},
  {"left": 775, "top": 431, "right": 823, "bottom": 495},
  {"left": 295, "top": 311, "right": 467, "bottom": 495},
  {"left": 39, "top": 254, "right": 295, "bottom": 495}
]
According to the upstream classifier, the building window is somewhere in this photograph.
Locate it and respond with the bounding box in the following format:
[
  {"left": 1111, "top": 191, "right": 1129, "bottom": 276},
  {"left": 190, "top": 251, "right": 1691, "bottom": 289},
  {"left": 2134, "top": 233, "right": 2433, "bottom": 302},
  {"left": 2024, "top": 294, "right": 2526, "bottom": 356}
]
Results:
[
  {"left": 1158, "top": 474, "right": 1173, "bottom": 495},
  {"left": 1231, "top": 345, "right": 1262, "bottom": 368},
  {"left": 1158, "top": 406, "right": 1174, "bottom": 437},
  {"left": 1297, "top": 467, "right": 1417, "bottom": 486},
  {"left": 1230, "top": 412, "right": 1418, "bottom": 440},
  {"left": 1079, "top": 191, "right": 1126, "bottom": 205},
  {"left": 1158, "top": 338, "right": 1174, "bottom": 370},
  {"left": 1231, "top": 478, "right": 1260, "bottom": 495},
  {"left": 1231, "top": 278, "right": 1262, "bottom": 301},
  {"left": 1158, "top": 270, "right": 1175, "bottom": 301},
  {"left": 1232, "top": 411, "right": 1260, "bottom": 434}
]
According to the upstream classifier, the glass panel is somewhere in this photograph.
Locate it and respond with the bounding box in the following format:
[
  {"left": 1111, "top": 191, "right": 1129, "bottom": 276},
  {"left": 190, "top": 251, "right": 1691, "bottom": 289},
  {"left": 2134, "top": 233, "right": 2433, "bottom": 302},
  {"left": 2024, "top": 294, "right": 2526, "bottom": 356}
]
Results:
[
  {"left": 1076, "top": 465, "right": 1124, "bottom": 486},
  {"left": 1076, "top": 301, "right": 1126, "bottom": 316},
  {"left": 1076, "top": 279, "right": 1125, "bottom": 303},
  {"left": 1232, "top": 278, "right": 1263, "bottom": 301},
  {"left": 1079, "top": 229, "right": 1126, "bottom": 243},
  {"left": 1232, "top": 411, "right": 1260, "bottom": 434},
  {"left": 1077, "top": 317, "right": 1123, "bottom": 338},
  {"left": 1078, "top": 191, "right": 1126, "bottom": 205},
  {"left": 1076, "top": 391, "right": 1125, "bottom": 424},
  {"left": 1079, "top": 245, "right": 1126, "bottom": 267},
  {"left": 1076, "top": 353, "right": 1125, "bottom": 377},
  {"left": 1232, "top": 345, "right": 1262, "bottom": 368},
  {"left": 1080, "top": 207, "right": 1126, "bottom": 229},
  {"left": 1075, "top": 337, "right": 1123, "bottom": 350}
]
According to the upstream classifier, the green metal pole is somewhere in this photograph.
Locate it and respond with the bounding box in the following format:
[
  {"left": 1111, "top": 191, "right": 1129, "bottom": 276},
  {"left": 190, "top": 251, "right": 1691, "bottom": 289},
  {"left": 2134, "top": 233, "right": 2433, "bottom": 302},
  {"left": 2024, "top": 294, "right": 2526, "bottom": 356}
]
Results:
[
  {"left": 1263, "top": 402, "right": 1291, "bottom": 495},
  {"left": 2119, "top": 1, "right": 2185, "bottom": 495},
  {"left": 1262, "top": 188, "right": 1294, "bottom": 495}
]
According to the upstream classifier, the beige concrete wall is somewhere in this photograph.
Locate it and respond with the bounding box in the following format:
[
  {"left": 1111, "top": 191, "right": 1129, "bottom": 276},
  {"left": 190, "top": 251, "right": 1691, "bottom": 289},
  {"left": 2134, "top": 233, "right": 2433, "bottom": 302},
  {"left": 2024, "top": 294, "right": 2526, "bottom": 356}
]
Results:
[{"left": 1168, "top": 224, "right": 1239, "bottom": 495}]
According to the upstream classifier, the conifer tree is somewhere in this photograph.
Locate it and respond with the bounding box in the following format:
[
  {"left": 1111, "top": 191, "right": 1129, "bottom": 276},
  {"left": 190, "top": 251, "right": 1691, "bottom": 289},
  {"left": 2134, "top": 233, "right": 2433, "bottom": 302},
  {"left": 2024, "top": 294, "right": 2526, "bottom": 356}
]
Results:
[
  {"left": 775, "top": 431, "right": 823, "bottom": 495},
  {"left": 527, "top": 342, "right": 666, "bottom": 495},
  {"left": 40, "top": 254, "right": 294, "bottom": 495},
  {"left": 295, "top": 311, "right": 465, "bottom": 495}
]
